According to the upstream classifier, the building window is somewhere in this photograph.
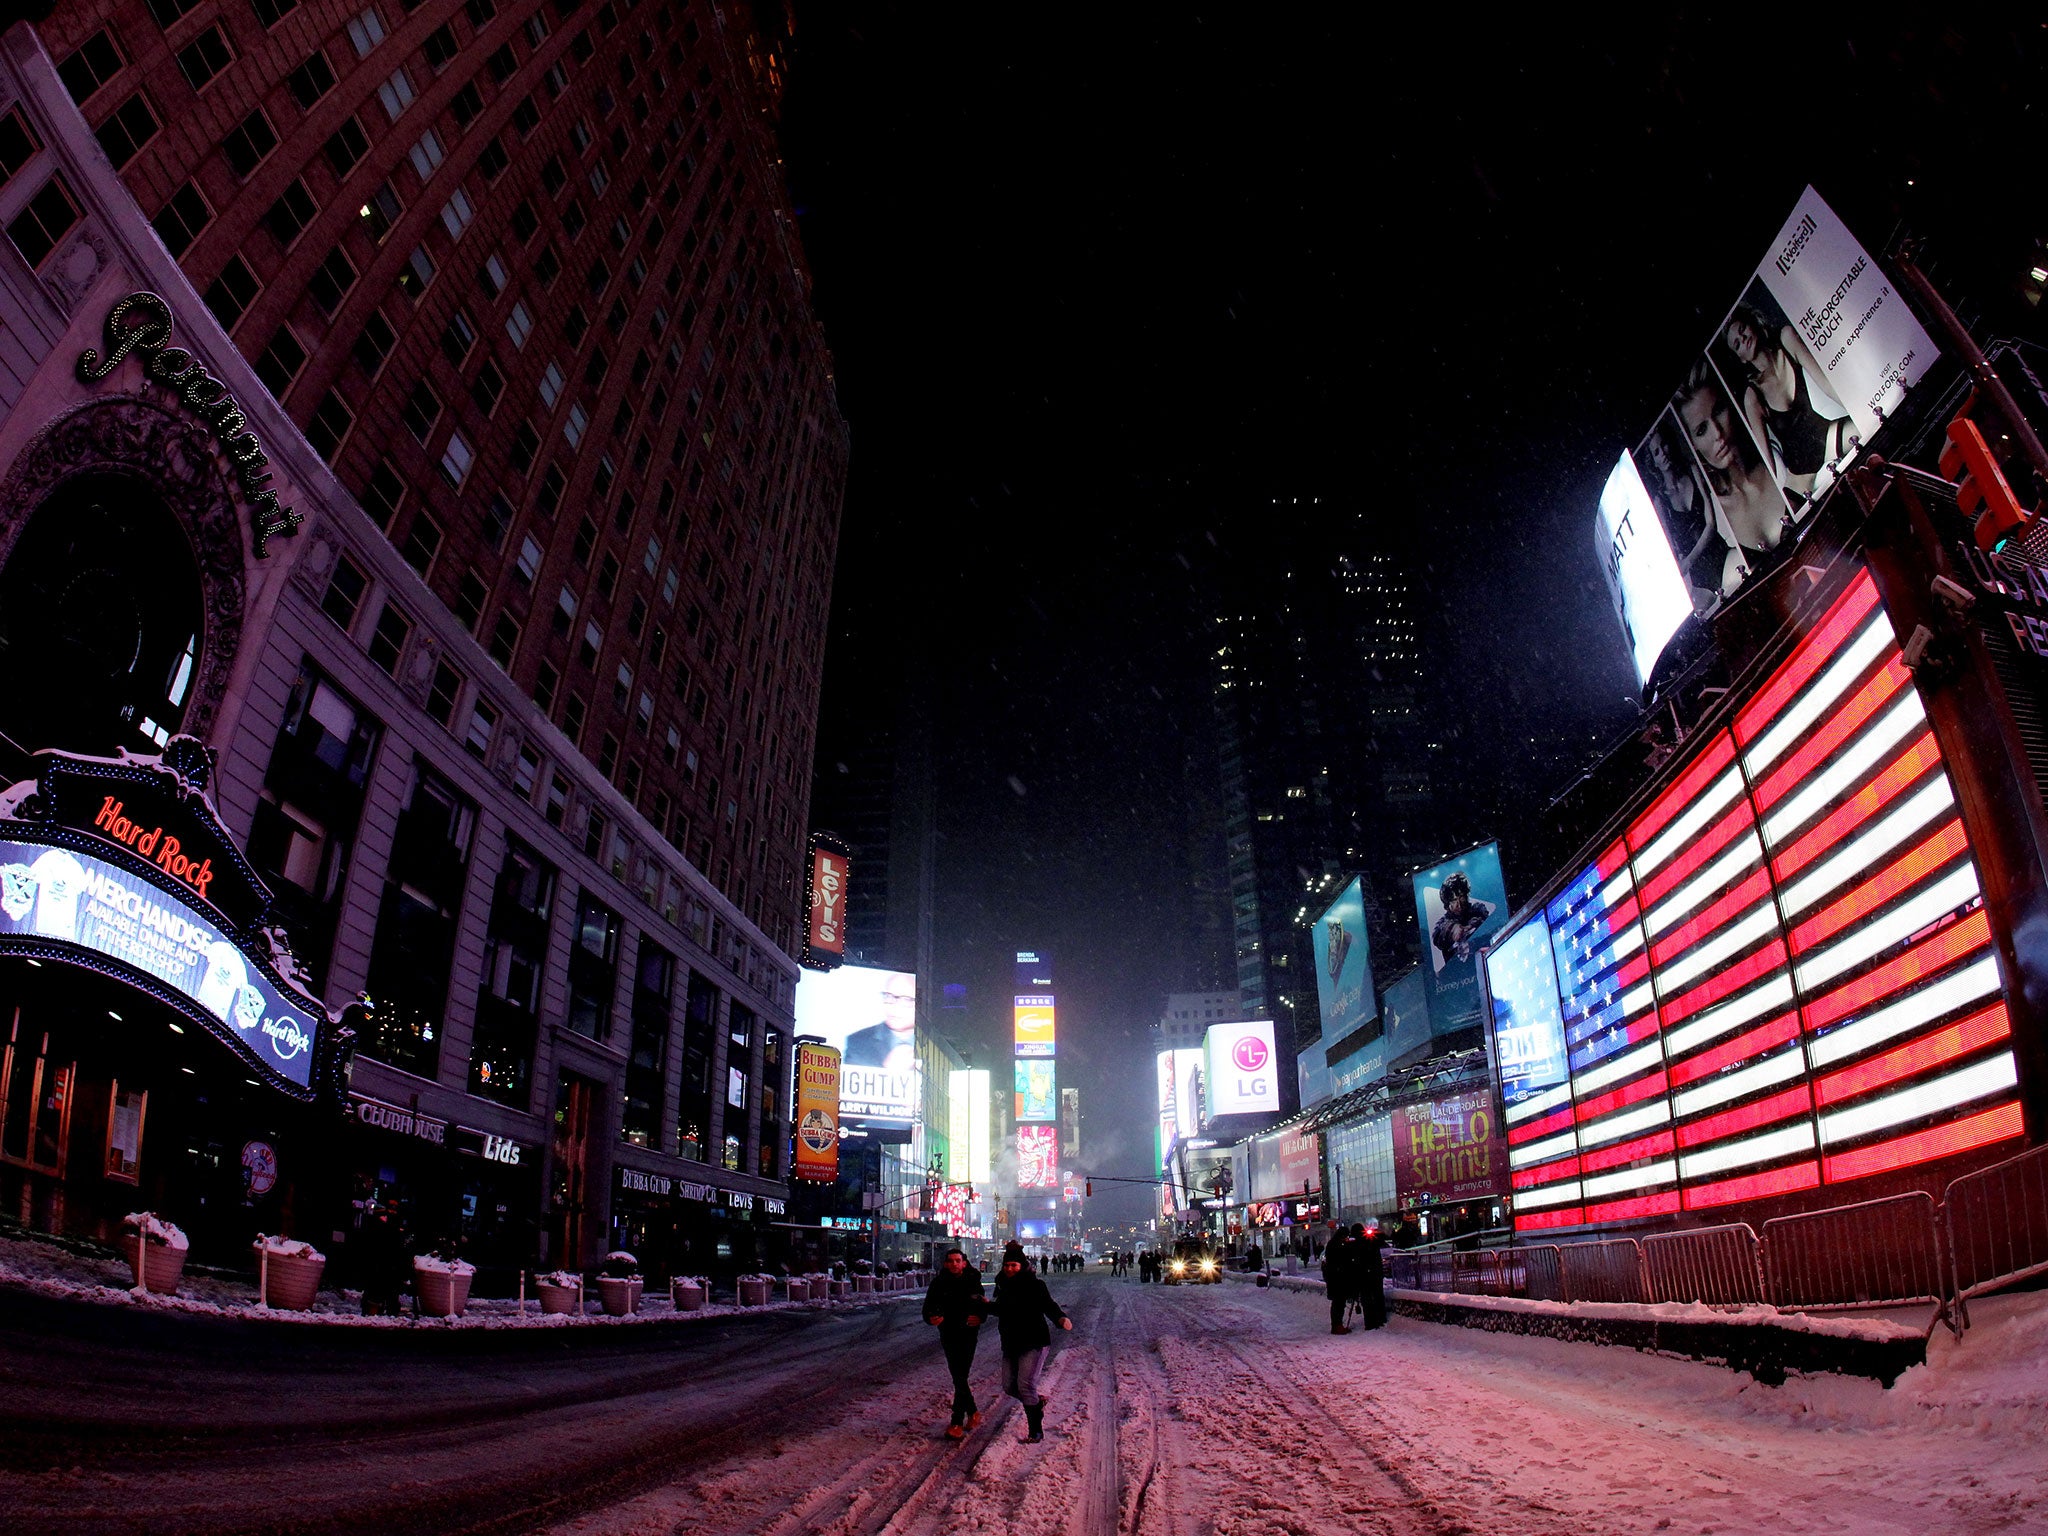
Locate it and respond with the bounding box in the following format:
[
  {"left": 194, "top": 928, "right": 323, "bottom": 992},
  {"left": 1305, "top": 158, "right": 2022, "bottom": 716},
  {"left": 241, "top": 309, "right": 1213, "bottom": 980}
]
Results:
[
  {"left": 400, "top": 380, "right": 442, "bottom": 442},
  {"left": 94, "top": 93, "right": 159, "bottom": 170},
  {"left": 563, "top": 403, "right": 587, "bottom": 447},
  {"left": 286, "top": 50, "right": 337, "bottom": 109},
  {"left": 423, "top": 23, "right": 459, "bottom": 70},
  {"left": 378, "top": 67, "right": 417, "bottom": 122},
  {"left": 450, "top": 80, "right": 485, "bottom": 127},
  {"left": 566, "top": 893, "right": 619, "bottom": 1040},
  {"left": 505, "top": 300, "right": 533, "bottom": 348},
  {"left": 361, "top": 459, "right": 406, "bottom": 527},
  {"left": 439, "top": 430, "right": 474, "bottom": 488},
  {"left": 409, "top": 128, "right": 446, "bottom": 180},
  {"left": 202, "top": 255, "right": 260, "bottom": 331},
  {"left": 264, "top": 178, "right": 317, "bottom": 247},
  {"left": 440, "top": 187, "right": 475, "bottom": 238},
  {"left": 321, "top": 553, "right": 370, "bottom": 631},
  {"left": 482, "top": 492, "right": 515, "bottom": 548},
  {"left": 307, "top": 247, "right": 358, "bottom": 315},
  {"left": 253, "top": 326, "right": 307, "bottom": 399},
  {"left": 57, "top": 32, "right": 123, "bottom": 104},
  {"left": 151, "top": 181, "right": 211, "bottom": 258},
  {"left": 367, "top": 603, "right": 411, "bottom": 674},
  {"left": 219, "top": 108, "right": 277, "bottom": 177},
  {"left": 362, "top": 763, "right": 475, "bottom": 1079},
  {"left": 447, "top": 308, "right": 481, "bottom": 365},
  {"left": 305, "top": 390, "right": 355, "bottom": 461},
  {"left": 470, "top": 836, "right": 555, "bottom": 1107},
  {"left": 454, "top": 572, "right": 488, "bottom": 633},
  {"left": 398, "top": 243, "right": 436, "bottom": 297},
  {"left": 538, "top": 361, "right": 565, "bottom": 407},
  {"left": 176, "top": 26, "right": 235, "bottom": 93},
  {"left": 354, "top": 311, "right": 397, "bottom": 376},
  {"left": 251, "top": 0, "right": 301, "bottom": 25},
  {"left": 400, "top": 512, "right": 442, "bottom": 574},
  {"left": 465, "top": 696, "right": 497, "bottom": 757},
  {"left": 324, "top": 115, "right": 370, "bottom": 176},
  {"left": 346, "top": 6, "right": 387, "bottom": 56},
  {"left": 470, "top": 359, "right": 505, "bottom": 416},
  {"left": 534, "top": 662, "right": 559, "bottom": 715},
  {"left": 516, "top": 534, "right": 544, "bottom": 582},
  {"left": 425, "top": 660, "right": 463, "bottom": 726},
  {"left": 488, "top": 612, "right": 521, "bottom": 668},
  {"left": 358, "top": 180, "right": 403, "bottom": 243}
]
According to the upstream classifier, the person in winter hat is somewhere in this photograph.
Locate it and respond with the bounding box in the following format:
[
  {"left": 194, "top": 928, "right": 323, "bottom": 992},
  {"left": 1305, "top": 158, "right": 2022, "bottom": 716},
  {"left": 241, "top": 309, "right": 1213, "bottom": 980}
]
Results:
[
  {"left": 922, "top": 1247, "right": 988, "bottom": 1438},
  {"left": 1322, "top": 1222, "right": 1357, "bottom": 1334},
  {"left": 986, "top": 1242, "right": 1071, "bottom": 1442}
]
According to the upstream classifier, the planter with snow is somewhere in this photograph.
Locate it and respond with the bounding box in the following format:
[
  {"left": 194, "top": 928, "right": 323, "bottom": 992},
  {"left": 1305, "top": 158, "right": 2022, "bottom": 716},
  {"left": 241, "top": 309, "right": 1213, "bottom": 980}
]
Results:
[
  {"left": 121, "top": 1213, "right": 189, "bottom": 1295},
  {"left": 854, "top": 1275, "right": 875, "bottom": 1294},
  {"left": 256, "top": 1236, "right": 326, "bottom": 1311},
  {"left": 536, "top": 1271, "right": 583, "bottom": 1315},
  {"left": 671, "top": 1277, "right": 706, "bottom": 1311},
  {"left": 595, "top": 1251, "right": 642, "bottom": 1316},
  {"left": 737, "top": 1275, "right": 770, "bottom": 1307},
  {"left": 413, "top": 1254, "right": 476, "bottom": 1317},
  {"left": 781, "top": 1277, "right": 809, "bottom": 1303}
]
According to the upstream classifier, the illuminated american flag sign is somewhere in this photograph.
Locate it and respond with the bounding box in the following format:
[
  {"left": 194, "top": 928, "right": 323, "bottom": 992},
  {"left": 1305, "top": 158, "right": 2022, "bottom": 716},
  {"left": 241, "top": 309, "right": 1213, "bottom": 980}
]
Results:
[{"left": 1491, "top": 568, "right": 2022, "bottom": 1235}]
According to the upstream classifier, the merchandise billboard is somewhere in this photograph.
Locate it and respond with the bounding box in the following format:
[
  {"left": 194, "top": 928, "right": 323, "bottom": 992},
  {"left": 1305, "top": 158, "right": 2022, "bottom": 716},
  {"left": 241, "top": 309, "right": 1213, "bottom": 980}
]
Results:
[
  {"left": 1611, "top": 187, "right": 1940, "bottom": 662},
  {"left": 1596, "top": 450, "right": 1696, "bottom": 688},
  {"left": 1013, "top": 995, "right": 1055, "bottom": 1057},
  {"left": 0, "top": 837, "right": 324, "bottom": 1090},
  {"left": 948, "top": 1067, "right": 992, "bottom": 1185},
  {"left": 1015, "top": 1058, "right": 1056, "bottom": 1122},
  {"left": 790, "top": 964, "right": 921, "bottom": 1125},
  {"left": 1018, "top": 1124, "right": 1059, "bottom": 1187},
  {"left": 792, "top": 1041, "right": 842, "bottom": 1183},
  {"left": 804, "top": 841, "right": 848, "bottom": 966},
  {"left": 1413, "top": 844, "right": 1509, "bottom": 1039},
  {"left": 1203, "top": 1019, "right": 1279, "bottom": 1115},
  {"left": 1310, "top": 876, "right": 1375, "bottom": 1043},
  {"left": 1392, "top": 1090, "right": 1503, "bottom": 1210},
  {"left": 1481, "top": 915, "right": 1570, "bottom": 1112},
  {"left": 1505, "top": 569, "right": 2019, "bottom": 1234}
]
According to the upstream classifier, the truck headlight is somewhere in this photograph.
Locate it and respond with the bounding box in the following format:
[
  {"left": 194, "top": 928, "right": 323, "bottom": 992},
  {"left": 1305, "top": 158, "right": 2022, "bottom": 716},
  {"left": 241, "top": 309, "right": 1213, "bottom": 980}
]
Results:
[{"left": 1170, "top": 1260, "right": 1186, "bottom": 1274}]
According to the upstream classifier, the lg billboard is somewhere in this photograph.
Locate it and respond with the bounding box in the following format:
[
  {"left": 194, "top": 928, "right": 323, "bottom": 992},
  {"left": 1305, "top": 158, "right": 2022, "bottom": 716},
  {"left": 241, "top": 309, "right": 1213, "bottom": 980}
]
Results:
[{"left": 1202, "top": 1019, "right": 1278, "bottom": 1115}]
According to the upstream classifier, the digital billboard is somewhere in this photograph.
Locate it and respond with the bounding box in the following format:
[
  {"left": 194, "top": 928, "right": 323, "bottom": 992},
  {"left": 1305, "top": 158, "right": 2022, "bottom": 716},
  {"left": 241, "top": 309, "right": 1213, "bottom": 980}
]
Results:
[
  {"left": 1393, "top": 1090, "right": 1503, "bottom": 1211},
  {"left": 1502, "top": 569, "right": 2018, "bottom": 1234},
  {"left": 948, "top": 1067, "right": 992, "bottom": 1185},
  {"left": 1015, "top": 1058, "right": 1056, "bottom": 1122},
  {"left": 790, "top": 964, "right": 921, "bottom": 1125},
  {"left": 1013, "top": 995, "right": 1055, "bottom": 1057},
  {"left": 1203, "top": 1019, "right": 1279, "bottom": 1115},
  {"left": 1311, "top": 876, "right": 1375, "bottom": 1043},
  {"left": 1381, "top": 967, "right": 1432, "bottom": 1068},
  {"left": 792, "top": 1042, "right": 841, "bottom": 1183},
  {"left": 1018, "top": 1124, "right": 1059, "bottom": 1188},
  {"left": 1607, "top": 187, "right": 1940, "bottom": 663},
  {"left": 0, "top": 838, "right": 324, "bottom": 1090},
  {"left": 1482, "top": 915, "right": 1570, "bottom": 1112},
  {"left": 1596, "top": 450, "right": 1696, "bottom": 688},
  {"left": 1014, "top": 950, "right": 1054, "bottom": 992},
  {"left": 1413, "top": 844, "right": 1510, "bottom": 1039}
]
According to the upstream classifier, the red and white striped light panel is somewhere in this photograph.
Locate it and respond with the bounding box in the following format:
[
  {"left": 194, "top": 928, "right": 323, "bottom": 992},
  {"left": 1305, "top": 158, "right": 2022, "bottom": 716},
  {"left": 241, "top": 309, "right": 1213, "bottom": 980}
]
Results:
[{"left": 1493, "top": 568, "right": 2022, "bottom": 1235}]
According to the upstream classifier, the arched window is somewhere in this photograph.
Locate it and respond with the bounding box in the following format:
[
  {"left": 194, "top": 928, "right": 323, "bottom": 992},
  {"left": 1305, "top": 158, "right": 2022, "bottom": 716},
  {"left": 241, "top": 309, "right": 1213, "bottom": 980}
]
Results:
[{"left": 0, "top": 473, "right": 203, "bottom": 756}]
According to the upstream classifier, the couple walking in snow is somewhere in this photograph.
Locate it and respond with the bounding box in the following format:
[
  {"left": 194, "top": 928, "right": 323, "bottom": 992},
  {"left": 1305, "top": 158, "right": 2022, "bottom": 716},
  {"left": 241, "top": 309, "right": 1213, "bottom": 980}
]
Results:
[{"left": 922, "top": 1241, "right": 1073, "bottom": 1442}]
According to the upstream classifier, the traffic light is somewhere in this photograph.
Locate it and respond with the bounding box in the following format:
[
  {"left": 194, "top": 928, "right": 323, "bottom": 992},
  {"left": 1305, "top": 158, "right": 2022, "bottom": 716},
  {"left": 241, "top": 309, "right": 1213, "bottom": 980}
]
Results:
[
  {"left": 1941, "top": 415, "right": 2033, "bottom": 553},
  {"left": 1085, "top": 1180, "right": 1093, "bottom": 1198}
]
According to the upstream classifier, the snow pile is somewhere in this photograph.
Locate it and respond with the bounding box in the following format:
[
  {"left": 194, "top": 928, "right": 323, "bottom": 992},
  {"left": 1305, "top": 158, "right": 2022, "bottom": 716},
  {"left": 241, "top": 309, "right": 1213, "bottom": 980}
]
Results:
[
  {"left": 414, "top": 1254, "right": 476, "bottom": 1277},
  {"left": 253, "top": 1235, "right": 323, "bottom": 1261},
  {"left": 123, "top": 1212, "right": 188, "bottom": 1251}
]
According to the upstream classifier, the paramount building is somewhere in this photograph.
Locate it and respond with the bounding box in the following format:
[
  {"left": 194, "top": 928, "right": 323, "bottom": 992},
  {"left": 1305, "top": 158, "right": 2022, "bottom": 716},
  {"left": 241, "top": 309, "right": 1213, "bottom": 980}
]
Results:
[{"left": 0, "top": 3, "right": 846, "bottom": 1288}]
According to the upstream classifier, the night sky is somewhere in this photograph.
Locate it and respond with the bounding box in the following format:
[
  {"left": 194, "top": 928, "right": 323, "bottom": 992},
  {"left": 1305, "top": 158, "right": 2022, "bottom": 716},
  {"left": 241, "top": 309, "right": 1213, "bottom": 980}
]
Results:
[{"left": 775, "top": 8, "right": 2045, "bottom": 1228}]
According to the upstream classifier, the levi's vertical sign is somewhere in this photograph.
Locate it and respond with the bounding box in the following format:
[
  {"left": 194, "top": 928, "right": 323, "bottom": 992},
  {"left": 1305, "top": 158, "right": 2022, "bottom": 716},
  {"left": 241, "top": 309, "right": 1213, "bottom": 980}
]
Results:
[{"left": 807, "top": 845, "right": 848, "bottom": 959}]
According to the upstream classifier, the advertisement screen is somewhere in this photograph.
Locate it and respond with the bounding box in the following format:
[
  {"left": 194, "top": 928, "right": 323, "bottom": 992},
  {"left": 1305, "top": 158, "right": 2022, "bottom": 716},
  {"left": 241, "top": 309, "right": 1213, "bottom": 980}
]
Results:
[
  {"left": 1013, "top": 995, "right": 1055, "bottom": 1057},
  {"left": 791, "top": 964, "right": 921, "bottom": 1125},
  {"left": 1014, "top": 950, "right": 1053, "bottom": 992},
  {"left": 1413, "top": 844, "right": 1510, "bottom": 1039},
  {"left": 1203, "top": 1019, "right": 1279, "bottom": 1116},
  {"left": 1610, "top": 187, "right": 1940, "bottom": 661},
  {"left": 0, "top": 837, "right": 322, "bottom": 1088},
  {"left": 1392, "top": 1090, "right": 1503, "bottom": 1210},
  {"left": 1596, "top": 450, "right": 1696, "bottom": 688},
  {"left": 805, "top": 845, "right": 848, "bottom": 962},
  {"left": 1310, "top": 876, "right": 1375, "bottom": 1043},
  {"left": 1171, "top": 1047, "right": 1204, "bottom": 1139},
  {"left": 1279, "top": 1126, "right": 1321, "bottom": 1194},
  {"left": 1015, "top": 1058, "right": 1056, "bottom": 1122},
  {"left": 1017, "top": 1217, "right": 1057, "bottom": 1240},
  {"left": 1482, "top": 916, "right": 1570, "bottom": 1112},
  {"left": 1381, "top": 967, "right": 1431, "bottom": 1068},
  {"left": 948, "top": 1067, "right": 992, "bottom": 1186},
  {"left": 1155, "top": 1050, "right": 1178, "bottom": 1164},
  {"left": 792, "top": 1042, "right": 842, "bottom": 1182},
  {"left": 1017, "top": 1124, "right": 1059, "bottom": 1187}
]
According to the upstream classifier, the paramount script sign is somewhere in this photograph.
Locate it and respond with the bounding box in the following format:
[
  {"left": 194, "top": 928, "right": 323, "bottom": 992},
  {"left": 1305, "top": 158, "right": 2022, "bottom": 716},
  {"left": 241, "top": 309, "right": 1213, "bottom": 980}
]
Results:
[{"left": 78, "top": 292, "right": 303, "bottom": 556}]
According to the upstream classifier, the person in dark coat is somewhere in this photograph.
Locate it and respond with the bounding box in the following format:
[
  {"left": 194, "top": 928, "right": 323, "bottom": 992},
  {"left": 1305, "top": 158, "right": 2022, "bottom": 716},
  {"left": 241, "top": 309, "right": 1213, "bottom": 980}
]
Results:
[
  {"left": 986, "top": 1241, "right": 1071, "bottom": 1442},
  {"left": 922, "top": 1247, "right": 988, "bottom": 1437},
  {"left": 1321, "top": 1223, "right": 1357, "bottom": 1333},
  {"left": 1353, "top": 1223, "right": 1387, "bottom": 1330}
]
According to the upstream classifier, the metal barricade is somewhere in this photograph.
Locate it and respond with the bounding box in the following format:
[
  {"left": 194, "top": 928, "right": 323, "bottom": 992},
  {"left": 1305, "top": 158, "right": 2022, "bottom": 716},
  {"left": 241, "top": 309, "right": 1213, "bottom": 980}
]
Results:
[
  {"left": 1760, "top": 1192, "right": 1953, "bottom": 1336},
  {"left": 1514, "top": 1244, "right": 1567, "bottom": 1302},
  {"left": 1557, "top": 1238, "right": 1649, "bottom": 1303},
  {"left": 1945, "top": 1141, "right": 2048, "bottom": 1329},
  {"left": 1642, "top": 1223, "right": 1764, "bottom": 1306}
]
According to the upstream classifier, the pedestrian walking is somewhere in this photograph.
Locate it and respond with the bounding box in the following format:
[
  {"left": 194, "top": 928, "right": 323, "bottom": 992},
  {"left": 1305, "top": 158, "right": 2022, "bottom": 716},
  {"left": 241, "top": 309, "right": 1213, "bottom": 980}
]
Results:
[
  {"left": 1354, "top": 1223, "right": 1387, "bottom": 1331},
  {"left": 987, "top": 1241, "right": 1072, "bottom": 1442},
  {"left": 1321, "top": 1222, "right": 1356, "bottom": 1334},
  {"left": 922, "top": 1247, "right": 988, "bottom": 1439}
]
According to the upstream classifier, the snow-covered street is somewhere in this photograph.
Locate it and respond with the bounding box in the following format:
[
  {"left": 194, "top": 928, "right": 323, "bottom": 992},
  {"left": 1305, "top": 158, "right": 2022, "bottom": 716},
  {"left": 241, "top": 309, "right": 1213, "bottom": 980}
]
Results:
[{"left": 4, "top": 1272, "right": 2045, "bottom": 1535}]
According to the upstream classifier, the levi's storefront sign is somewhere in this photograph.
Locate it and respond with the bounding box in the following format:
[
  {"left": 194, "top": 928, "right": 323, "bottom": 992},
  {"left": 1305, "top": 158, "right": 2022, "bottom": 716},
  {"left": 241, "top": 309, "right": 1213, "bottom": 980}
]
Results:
[{"left": 0, "top": 745, "right": 330, "bottom": 1097}]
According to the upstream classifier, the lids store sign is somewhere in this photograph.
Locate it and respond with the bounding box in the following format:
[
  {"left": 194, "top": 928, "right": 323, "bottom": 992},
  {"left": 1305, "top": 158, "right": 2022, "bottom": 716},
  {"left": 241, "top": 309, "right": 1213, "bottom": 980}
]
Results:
[{"left": 77, "top": 292, "right": 303, "bottom": 556}]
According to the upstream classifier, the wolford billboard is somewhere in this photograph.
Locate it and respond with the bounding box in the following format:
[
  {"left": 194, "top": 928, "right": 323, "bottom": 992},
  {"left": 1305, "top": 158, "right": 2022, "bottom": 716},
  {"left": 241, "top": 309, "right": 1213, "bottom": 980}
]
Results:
[{"left": 1203, "top": 1019, "right": 1279, "bottom": 1116}]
